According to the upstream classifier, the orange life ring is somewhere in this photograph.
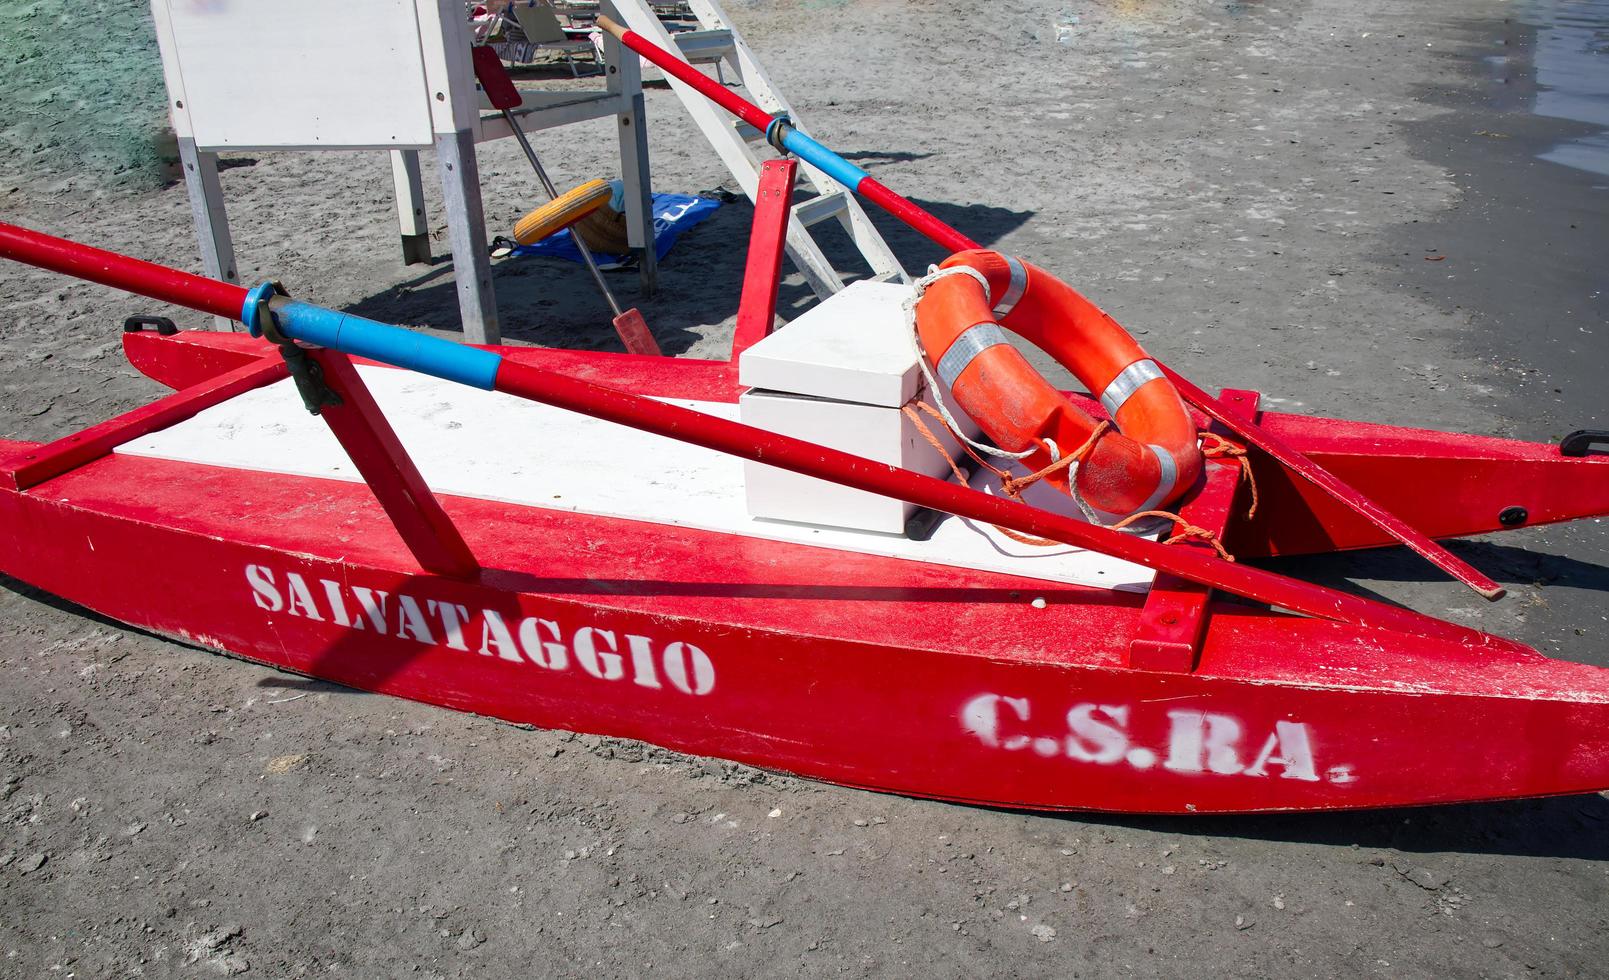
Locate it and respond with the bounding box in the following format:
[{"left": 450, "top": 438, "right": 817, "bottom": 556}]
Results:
[{"left": 914, "top": 250, "right": 1203, "bottom": 523}]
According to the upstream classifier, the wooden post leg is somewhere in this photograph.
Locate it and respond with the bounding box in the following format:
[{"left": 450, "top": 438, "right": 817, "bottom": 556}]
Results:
[
  {"left": 433, "top": 128, "right": 501, "bottom": 344},
  {"left": 177, "top": 138, "right": 238, "bottom": 331},
  {"left": 307, "top": 349, "right": 478, "bottom": 578},
  {"left": 602, "top": 5, "right": 657, "bottom": 298},
  {"left": 390, "top": 149, "right": 432, "bottom": 266}
]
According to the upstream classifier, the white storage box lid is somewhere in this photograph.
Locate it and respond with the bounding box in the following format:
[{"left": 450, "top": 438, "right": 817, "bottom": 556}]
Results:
[{"left": 737, "top": 280, "right": 922, "bottom": 408}]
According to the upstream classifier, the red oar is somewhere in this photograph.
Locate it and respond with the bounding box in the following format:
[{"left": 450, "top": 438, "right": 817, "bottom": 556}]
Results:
[{"left": 594, "top": 14, "right": 1504, "bottom": 601}]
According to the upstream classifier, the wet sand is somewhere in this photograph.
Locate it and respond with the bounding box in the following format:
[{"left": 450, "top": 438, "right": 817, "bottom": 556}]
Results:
[{"left": 1, "top": 1, "right": 1606, "bottom": 976}]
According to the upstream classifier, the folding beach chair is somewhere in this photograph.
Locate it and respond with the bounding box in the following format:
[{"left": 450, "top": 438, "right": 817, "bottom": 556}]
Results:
[{"left": 509, "top": 0, "right": 599, "bottom": 76}]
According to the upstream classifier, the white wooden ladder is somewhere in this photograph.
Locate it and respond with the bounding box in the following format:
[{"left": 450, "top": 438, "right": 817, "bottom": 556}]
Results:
[{"left": 606, "top": 0, "right": 908, "bottom": 299}]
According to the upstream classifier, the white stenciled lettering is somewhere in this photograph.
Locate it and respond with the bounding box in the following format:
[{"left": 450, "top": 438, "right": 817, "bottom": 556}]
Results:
[
  {"left": 1243, "top": 721, "right": 1320, "bottom": 781},
  {"left": 350, "top": 588, "right": 390, "bottom": 634},
  {"left": 478, "top": 610, "right": 522, "bottom": 663},
  {"left": 959, "top": 694, "right": 1351, "bottom": 786},
  {"left": 429, "top": 600, "right": 471, "bottom": 652},
  {"left": 661, "top": 642, "right": 715, "bottom": 696},
  {"left": 320, "top": 579, "right": 351, "bottom": 627},
  {"left": 573, "top": 627, "right": 624, "bottom": 681},
  {"left": 517, "top": 618, "right": 569, "bottom": 670},
  {"left": 242, "top": 564, "right": 716, "bottom": 697},
  {"left": 394, "top": 595, "right": 435, "bottom": 644},
  {"left": 625, "top": 634, "right": 661, "bottom": 689},
  {"left": 961, "top": 693, "right": 1031, "bottom": 750},
  {"left": 246, "top": 565, "right": 282, "bottom": 612},
  {"left": 284, "top": 572, "right": 323, "bottom": 622},
  {"left": 1164, "top": 710, "right": 1244, "bottom": 775},
  {"left": 1065, "top": 704, "right": 1130, "bottom": 765}
]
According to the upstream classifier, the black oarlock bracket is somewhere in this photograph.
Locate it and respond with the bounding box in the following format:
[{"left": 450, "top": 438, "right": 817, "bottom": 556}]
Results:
[
  {"left": 279, "top": 344, "right": 342, "bottom": 417},
  {"left": 1559, "top": 430, "right": 1609, "bottom": 457},
  {"left": 122, "top": 315, "right": 178, "bottom": 336}
]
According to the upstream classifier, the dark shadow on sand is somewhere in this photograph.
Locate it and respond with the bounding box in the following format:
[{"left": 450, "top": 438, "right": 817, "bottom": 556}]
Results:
[{"left": 1027, "top": 793, "right": 1609, "bottom": 863}]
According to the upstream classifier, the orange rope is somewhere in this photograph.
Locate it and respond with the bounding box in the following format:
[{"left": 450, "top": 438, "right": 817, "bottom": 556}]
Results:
[
  {"left": 1200, "top": 431, "right": 1258, "bottom": 519},
  {"left": 1111, "top": 510, "right": 1236, "bottom": 562},
  {"left": 901, "top": 402, "right": 1111, "bottom": 548},
  {"left": 900, "top": 401, "right": 1249, "bottom": 560},
  {"left": 999, "top": 421, "right": 1110, "bottom": 500}
]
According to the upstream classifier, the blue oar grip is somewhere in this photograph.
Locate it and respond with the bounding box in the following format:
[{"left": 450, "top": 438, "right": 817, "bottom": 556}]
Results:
[
  {"left": 774, "top": 126, "right": 868, "bottom": 192},
  {"left": 242, "top": 285, "right": 502, "bottom": 390}
]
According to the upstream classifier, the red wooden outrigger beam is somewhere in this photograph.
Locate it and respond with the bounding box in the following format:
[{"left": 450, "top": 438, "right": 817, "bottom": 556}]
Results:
[{"left": 593, "top": 15, "right": 1504, "bottom": 602}]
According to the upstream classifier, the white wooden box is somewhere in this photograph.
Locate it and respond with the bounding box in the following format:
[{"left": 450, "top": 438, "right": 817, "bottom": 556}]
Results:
[{"left": 739, "top": 280, "right": 981, "bottom": 534}]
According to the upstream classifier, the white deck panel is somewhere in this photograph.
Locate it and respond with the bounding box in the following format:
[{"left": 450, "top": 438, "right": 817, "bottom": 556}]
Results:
[{"left": 117, "top": 367, "right": 1155, "bottom": 593}]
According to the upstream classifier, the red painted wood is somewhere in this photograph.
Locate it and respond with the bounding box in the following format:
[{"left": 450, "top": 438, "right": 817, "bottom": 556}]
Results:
[
  {"left": 858, "top": 177, "right": 978, "bottom": 254},
  {"left": 610, "top": 307, "right": 661, "bottom": 357},
  {"left": 1158, "top": 364, "right": 1505, "bottom": 600},
  {"left": 0, "top": 208, "right": 1512, "bottom": 600},
  {"left": 488, "top": 359, "right": 1509, "bottom": 650},
  {"left": 1226, "top": 414, "right": 1609, "bottom": 557},
  {"left": 0, "top": 220, "right": 246, "bottom": 321},
  {"left": 1128, "top": 389, "right": 1261, "bottom": 673},
  {"left": 2, "top": 357, "right": 289, "bottom": 491},
  {"left": 1, "top": 446, "right": 1606, "bottom": 813},
  {"left": 308, "top": 350, "right": 479, "bottom": 578},
  {"left": 470, "top": 45, "right": 522, "bottom": 111},
  {"left": 122, "top": 329, "right": 267, "bottom": 388},
  {"left": 731, "top": 158, "right": 797, "bottom": 359}
]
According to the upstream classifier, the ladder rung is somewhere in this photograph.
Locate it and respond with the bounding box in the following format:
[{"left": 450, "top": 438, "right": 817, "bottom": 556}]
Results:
[
  {"left": 672, "top": 29, "right": 734, "bottom": 63},
  {"left": 792, "top": 192, "right": 849, "bottom": 227}
]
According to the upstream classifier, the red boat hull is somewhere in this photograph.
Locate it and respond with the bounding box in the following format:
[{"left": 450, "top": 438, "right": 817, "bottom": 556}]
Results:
[{"left": 4, "top": 422, "right": 1609, "bottom": 813}]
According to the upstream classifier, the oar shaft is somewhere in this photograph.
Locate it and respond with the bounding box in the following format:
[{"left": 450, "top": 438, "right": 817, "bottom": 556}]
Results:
[
  {"left": 597, "top": 16, "right": 976, "bottom": 253},
  {"left": 0, "top": 221, "right": 246, "bottom": 320}
]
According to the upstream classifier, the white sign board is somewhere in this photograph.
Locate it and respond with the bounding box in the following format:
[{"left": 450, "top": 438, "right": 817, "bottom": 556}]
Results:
[{"left": 152, "top": 0, "right": 442, "bottom": 150}]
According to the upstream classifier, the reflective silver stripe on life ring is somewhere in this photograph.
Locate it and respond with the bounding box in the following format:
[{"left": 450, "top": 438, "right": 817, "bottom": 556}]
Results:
[
  {"left": 1098, "top": 359, "right": 1165, "bottom": 419},
  {"left": 1087, "top": 445, "right": 1179, "bottom": 525},
  {"left": 1134, "top": 444, "right": 1180, "bottom": 514},
  {"left": 992, "top": 254, "right": 1028, "bottom": 318},
  {"left": 936, "top": 322, "right": 1011, "bottom": 391}
]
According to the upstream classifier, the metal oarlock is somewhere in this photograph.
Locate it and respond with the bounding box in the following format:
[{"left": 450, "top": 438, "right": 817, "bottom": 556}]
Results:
[{"left": 243, "top": 281, "right": 341, "bottom": 415}]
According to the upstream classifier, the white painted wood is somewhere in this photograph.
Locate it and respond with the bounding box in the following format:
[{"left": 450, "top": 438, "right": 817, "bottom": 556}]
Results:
[
  {"left": 610, "top": 0, "right": 845, "bottom": 299},
  {"left": 115, "top": 367, "right": 1152, "bottom": 593},
  {"left": 740, "top": 388, "right": 970, "bottom": 534},
  {"left": 151, "top": 0, "right": 437, "bottom": 151},
  {"left": 686, "top": 0, "right": 908, "bottom": 286},
  {"left": 738, "top": 281, "right": 927, "bottom": 409},
  {"left": 435, "top": 128, "right": 500, "bottom": 343},
  {"left": 176, "top": 139, "right": 239, "bottom": 331},
  {"left": 389, "top": 150, "right": 432, "bottom": 265},
  {"left": 603, "top": 1, "right": 658, "bottom": 295}
]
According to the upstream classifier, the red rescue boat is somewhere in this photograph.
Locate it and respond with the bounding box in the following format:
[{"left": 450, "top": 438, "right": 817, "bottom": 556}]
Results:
[
  {"left": 1, "top": 30, "right": 1607, "bottom": 812},
  {"left": 3, "top": 213, "right": 1609, "bottom": 814}
]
